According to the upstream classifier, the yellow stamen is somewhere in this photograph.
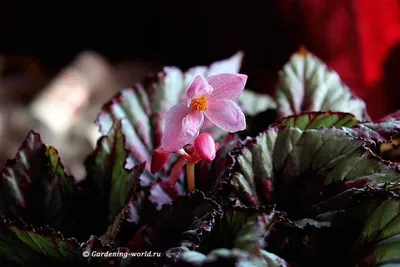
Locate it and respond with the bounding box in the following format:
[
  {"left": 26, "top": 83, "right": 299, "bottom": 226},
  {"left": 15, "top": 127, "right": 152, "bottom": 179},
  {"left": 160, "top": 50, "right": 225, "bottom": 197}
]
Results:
[{"left": 191, "top": 96, "right": 208, "bottom": 111}]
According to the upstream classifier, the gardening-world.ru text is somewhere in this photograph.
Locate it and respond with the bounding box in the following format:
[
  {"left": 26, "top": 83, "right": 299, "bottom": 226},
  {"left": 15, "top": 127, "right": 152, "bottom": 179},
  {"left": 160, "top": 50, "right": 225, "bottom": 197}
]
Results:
[{"left": 82, "top": 250, "right": 162, "bottom": 258}]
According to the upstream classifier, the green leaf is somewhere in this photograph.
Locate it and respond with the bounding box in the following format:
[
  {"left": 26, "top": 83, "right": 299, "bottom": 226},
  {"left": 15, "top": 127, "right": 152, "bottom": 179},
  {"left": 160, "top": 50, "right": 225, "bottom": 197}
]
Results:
[
  {"left": 79, "top": 120, "right": 145, "bottom": 237},
  {"left": 344, "top": 120, "right": 400, "bottom": 142},
  {"left": 100, "top": 191, "right": 222, "bottom": 266},
  {"left": 0, "top": 218, "right": 81, "bottom": 265},
  {"left": 255, "top": 184, "right": 400, "bottom": 266},
  {"left": 178, "top": 248, "right": 287, "bottom": 267},
  {"left": 340, "top": 120, "right": 400, "bottom": 163},
  {"left": 352, "top": 184, "right": 400, "bottom": 266},
  {"left": 233, "top": 209, "right": 282, "bottom": 255},
  {"left": 276, "top": 49, "right": 369, "bottom": 121},
  {"left": 121, "top": 191, "right": 223, "bottom": 265},
  {"left": 102, "top": 197, "right": 132, "bottom": 244},
  {"left": 177, "top": 207, "right": 288, "bottom": 267},
  {"left": 228, "top": 113, "right": 400, "bottom": 266},
  {"left": 102, "top": 189, "right": 148, "bottom": 245},
  {"left": 154, "top": 191, "right": 222, "bottom": 249},
  {"left": 279, "top": 112, "right": 360, "bottom": 130},
  {"left": 299, "top": 184, "right": 400, "bottom": 266},
  {"left": 0, "top": 131, "right": 76, "bottom": 233},
  {"left": 230, "top": 113, "right": 400, "bottom": 211}
]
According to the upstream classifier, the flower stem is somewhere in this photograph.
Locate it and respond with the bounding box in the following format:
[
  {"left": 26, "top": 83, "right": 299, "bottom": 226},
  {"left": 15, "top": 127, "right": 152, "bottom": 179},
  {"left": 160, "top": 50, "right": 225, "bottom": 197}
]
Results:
[
  {"left": 186, "top": 163, "right": 195, "bottom": 193},
  {"left": 168, "top": 158, "right": 187, "bottom": 185}
]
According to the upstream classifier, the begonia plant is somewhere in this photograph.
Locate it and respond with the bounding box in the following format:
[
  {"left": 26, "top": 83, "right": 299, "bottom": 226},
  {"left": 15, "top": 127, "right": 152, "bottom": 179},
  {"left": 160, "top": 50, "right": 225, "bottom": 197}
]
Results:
[{"left": 1, "top": 49, "right": 400, "bottom": 267}]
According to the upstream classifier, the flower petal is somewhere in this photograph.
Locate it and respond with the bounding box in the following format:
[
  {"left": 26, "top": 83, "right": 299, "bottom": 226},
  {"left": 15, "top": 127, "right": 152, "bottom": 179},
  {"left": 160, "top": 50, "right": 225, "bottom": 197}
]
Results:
[
  {"left": 200, "top": 116, "right": 214, "bottom": 131},
  {"left": 204, "top": 99, "right": 246, "bottom": 132},
  {"left": 184, "top": 66, "right": 208, "bottom": 90},
  {"left": 182, "top": 111, "right": 204, "bottom": 137},
  {"left": 162, "top": 103, "right": 199, "bottom": 152},
  {"left": 186, "top": 75, "right": 214, "bottom": 105},
  {"left": 207, "top": 73, "right": 247, "bottom": 100}
]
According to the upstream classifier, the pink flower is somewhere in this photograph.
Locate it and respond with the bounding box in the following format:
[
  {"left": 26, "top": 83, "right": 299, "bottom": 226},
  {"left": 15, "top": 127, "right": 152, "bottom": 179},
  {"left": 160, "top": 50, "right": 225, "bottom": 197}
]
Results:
[{"left": 162, "top": 73, "right": 247, "bottom": 152}]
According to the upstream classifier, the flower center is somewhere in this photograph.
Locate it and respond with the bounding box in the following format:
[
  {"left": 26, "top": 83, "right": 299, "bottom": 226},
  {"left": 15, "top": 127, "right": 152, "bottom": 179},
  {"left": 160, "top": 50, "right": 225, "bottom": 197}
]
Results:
[{"left": 191, "top": 96, "right": 208, "bottom": 111}]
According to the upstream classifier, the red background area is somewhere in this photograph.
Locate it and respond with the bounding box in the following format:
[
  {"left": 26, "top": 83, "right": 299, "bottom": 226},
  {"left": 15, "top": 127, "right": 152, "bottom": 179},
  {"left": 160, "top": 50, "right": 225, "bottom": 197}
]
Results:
[{"left": 278, "top": 0, "right": 400, "bottom": 119}]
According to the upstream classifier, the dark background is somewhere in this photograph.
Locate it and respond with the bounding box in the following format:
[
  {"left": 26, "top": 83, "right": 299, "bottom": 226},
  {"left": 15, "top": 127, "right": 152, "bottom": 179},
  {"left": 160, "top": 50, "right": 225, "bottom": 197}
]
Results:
[{"left": 0, "top": 2, "right": 297, "bottom": 91}]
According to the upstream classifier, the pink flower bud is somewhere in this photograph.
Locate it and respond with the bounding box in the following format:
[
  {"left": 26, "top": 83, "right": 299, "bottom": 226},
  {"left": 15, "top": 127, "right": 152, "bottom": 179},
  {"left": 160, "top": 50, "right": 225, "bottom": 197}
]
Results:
[
  {"left": 150, "top": 146, "right": 170, "bottom": 174},
  {"left": 194, "top": 133, "right": 216, "bottom": 162}
]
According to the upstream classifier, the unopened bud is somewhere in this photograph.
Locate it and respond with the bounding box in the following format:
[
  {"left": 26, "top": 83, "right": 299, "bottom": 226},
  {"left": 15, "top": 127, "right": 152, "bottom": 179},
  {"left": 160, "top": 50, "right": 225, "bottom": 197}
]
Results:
[
  {"left": 150, "top": 146, "right": 170, "bottom": 174},
  {"left": 194, "top": 133, "right": 216, "bottom": 162}
]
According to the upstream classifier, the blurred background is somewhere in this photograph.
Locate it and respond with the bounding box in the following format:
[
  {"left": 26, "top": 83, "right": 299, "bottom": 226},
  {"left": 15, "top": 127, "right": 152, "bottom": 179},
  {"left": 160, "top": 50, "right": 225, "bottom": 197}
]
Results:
[{"left": 0, "top": 0, "right": 400, "bottom": 179}]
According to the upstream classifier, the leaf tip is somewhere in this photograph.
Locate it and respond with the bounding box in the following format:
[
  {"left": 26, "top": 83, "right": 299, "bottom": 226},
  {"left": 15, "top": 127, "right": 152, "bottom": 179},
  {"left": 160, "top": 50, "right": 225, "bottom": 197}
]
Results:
[{"left": 297, "top": 45, "right": 309, "bottom": 56}]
